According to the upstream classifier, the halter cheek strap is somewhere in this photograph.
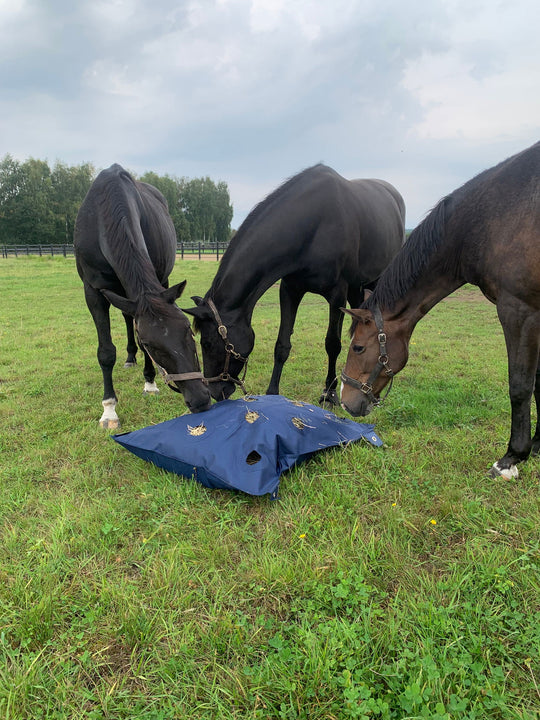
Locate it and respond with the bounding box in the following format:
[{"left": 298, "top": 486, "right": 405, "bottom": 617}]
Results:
[
  {"left": 341, "top": 304, "right": 394, "bottom": 406},
  {"left": 134, "top": 323, "right": 207, "bottom": 394},
  {"left": 204, "top": 298, "right": 249, "bottom": 393}
]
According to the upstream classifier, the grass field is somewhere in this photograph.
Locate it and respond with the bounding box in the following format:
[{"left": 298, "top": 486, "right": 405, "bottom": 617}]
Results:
[{"left": 0, "top": 257, "right": 539, "bottom": 720}]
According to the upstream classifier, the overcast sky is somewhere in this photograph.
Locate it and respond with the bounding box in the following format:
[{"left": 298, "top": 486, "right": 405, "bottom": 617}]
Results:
[{"left": 1, "top": 0, "right": 538, "bottom": 229}]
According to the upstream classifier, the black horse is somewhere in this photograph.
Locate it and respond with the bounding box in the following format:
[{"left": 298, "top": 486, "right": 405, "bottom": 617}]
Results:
[
  {"left": 74, "top": 164, "right": 211, "bottom": 428},
  {"left": 341, "top": 141, "right": 540, "bottom": 479},
  {"left": 185, "top": 164, "right": 406, "bottom": 404}
]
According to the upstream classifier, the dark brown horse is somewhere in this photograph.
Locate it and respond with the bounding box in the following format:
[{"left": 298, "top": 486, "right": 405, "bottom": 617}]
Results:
[
  {"left": 185, "top": 164, "right": 406, "bottom": 404},
  {"left": 341, "top": 141, "right": 540, "bottom": 479},
  {"left": 74, "top": 164, "right": 211, "bottom": 428}
]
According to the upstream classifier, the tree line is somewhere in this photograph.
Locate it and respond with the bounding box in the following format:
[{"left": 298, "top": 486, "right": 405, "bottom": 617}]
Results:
[{"left": 0, "top": 155, "right": 234, "bottom": 246}]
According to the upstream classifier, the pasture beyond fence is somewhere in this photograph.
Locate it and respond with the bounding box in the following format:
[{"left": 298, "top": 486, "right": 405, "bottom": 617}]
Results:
[{"left": 1, "top": 241, "right": 230, "bottom": 260}]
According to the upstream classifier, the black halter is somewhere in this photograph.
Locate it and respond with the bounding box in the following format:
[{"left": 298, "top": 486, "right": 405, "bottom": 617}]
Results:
[
  {"left": 341, "top": 304, "right": 394, "bottom": 406},
  {"left": 134, "top": 323, "right": 207, "bottom": 394},
  {"left": 204, "top": 298, "right": 249, "bottom": 393}
]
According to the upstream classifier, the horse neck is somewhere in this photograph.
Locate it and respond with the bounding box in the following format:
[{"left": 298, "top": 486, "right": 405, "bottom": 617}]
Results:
[
  {"left": 208, "top": 241, "right": 292, "bottom": 319},
  {"left": 381, "top": 273, "right": 463, "bottom": 332}
]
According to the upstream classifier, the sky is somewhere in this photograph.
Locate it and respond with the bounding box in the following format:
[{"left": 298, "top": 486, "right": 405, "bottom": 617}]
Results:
[{"left": 1, "top": 0, "right": 538, "bottom": 230}]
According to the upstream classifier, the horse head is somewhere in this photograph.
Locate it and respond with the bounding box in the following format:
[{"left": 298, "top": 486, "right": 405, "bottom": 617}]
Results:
[
  {"left": 102, "top": 282, "right": 212, "bottom": 414},
  {"left": 340, "top": 307, "right": 409, "bottom": 417},
  {"left": 184, "top": 297, "right": 254, "bottom": 401}
]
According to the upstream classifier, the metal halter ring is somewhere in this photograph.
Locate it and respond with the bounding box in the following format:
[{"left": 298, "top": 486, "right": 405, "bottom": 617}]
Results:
[
  {"left": 204, "top": 298, "right": 249, "bottom": 393},
  {"left": 341, "top": 304, "right": 394, "bottom": 406}
]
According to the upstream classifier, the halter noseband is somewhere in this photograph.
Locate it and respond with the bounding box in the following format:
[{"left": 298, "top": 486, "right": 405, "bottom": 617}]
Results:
[
  {"left": 134, "top": 323, "right": 207, "bottom": 394},
  {"left": 341, "top": 304, "right": 394, "bottom": 406},
  {"left": 204, "top": 298, "right": 249, "bottom": 393}
]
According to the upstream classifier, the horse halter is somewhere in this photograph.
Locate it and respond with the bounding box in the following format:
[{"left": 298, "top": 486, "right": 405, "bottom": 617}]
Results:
[
  {"left": 204, "top": 298, "right": 249, "bottom": 393},
  {"left": 341, "top": 304, "right": 394, "bottom": 406},
  {"left": 134, "top": 322, "right": 207, "bottom": 394}
]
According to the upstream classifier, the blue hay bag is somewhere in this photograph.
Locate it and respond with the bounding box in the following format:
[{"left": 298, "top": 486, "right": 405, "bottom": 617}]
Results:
[{"left": 113, "top": 395, "right": 383, "bottom": 497}]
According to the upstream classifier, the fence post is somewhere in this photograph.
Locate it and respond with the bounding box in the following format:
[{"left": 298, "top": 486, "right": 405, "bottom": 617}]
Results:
[{"left": 198, "top": 241, "right": 201, "bottom": 260}]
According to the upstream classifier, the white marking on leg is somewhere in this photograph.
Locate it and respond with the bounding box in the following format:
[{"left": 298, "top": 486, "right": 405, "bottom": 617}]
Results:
[
  {"left": 143, "top": 381, "right": 160, "bottom": 395},
  {"left": 99, "top": 398, "right": 119, "bottom": 429},
  {"left": 492, "top": 461, "right": 519, "bottom": 480}
]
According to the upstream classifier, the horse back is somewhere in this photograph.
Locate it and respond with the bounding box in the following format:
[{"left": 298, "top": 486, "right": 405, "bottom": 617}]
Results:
[
  {"left": 449, "top": 143, "right": 540, "bottom": 302},
  {"left": 317, "top": 174, "right": 406, "bottom": 284},
  {"left": 74, "top": 165, "right": 177, "bottom": 292}
]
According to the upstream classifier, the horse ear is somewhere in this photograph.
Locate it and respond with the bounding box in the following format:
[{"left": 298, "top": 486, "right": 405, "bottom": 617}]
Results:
[
  {"left": 101, "top": 289, "right": 137, "bottom": 316},
  {"left": 183, "top": 303, "right": 208, "bottom": 319},
  {"left": 191, "top": 296, "right": 204, "bottom": 305},
  {"left": 340, "top": 307, "right": 372, "bottom": 324},
  {"left": 161, "top": 280, "right": 187, "bottom": 304}
]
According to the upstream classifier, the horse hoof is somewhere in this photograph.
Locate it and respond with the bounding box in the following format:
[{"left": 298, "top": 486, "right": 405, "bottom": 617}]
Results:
[
  {"left": 143, "top": 381, "right": 160, "bottom": 395},
  {"left": 319, "top": 390, "right": 339, "bottom": 406},
  {"left": 124, "top": 361, "right": 136, "bottom": 368},
  {"left": 489, "top": 462, "right": 519, "bottom": 480},
  {"left": 99, "top": 418, "right": 120, "bottom": 430}
]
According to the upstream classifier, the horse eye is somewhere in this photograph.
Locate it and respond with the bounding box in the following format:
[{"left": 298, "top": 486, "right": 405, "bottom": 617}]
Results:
[{"left": 353, "top": 344, "right": 365, "bottom": 354}]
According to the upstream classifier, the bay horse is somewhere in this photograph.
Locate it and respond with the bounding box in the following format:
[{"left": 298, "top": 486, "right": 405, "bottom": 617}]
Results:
[
  {"left": 185, "top": 164, "right": 406, "bottom": 404},
  {"left": 74, "top": 164, "right": 211, "bottom": 428},
  {"left": 340, "top": 141, "right": 540, "bottom": 479}
]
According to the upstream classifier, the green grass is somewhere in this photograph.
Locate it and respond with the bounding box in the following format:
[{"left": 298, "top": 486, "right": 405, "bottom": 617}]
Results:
[{"left": 0, "top": 258, "right": 539, "bottom": 720}]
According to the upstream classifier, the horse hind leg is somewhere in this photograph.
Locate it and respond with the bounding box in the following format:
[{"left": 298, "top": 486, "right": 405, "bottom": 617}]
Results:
[
  {"left": 319, "top": 288, "right": 348, "bottom": 406},
  {"left": 531, "top": 359, "right": 540, "bottom": 455},
  {"left": 490, "top": 302, "right": 540, "bottom": 479},
  {"left": 123, "top": 312, "right": 138, "bottom": 367}
]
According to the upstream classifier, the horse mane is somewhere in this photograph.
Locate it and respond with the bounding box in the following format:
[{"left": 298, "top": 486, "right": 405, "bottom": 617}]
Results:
[
  {"left": 363, "top": 195, "right": 451, "bottom": 314},
  {"left": 362, "top": 147, "right": 524, "bottom": 314},
  {"left": 98, "top": 167, "right": 164, "bottom": 297},
  {"left": 137, "top": 293, "right": 179, "bottom": 319},
  {"left": 209, "top": 164, "right": 329, "bottom": 296}
]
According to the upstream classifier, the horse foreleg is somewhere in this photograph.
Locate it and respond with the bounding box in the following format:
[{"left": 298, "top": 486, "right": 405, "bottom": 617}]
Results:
[
  {"left": 531, "top": 361, "right": 540, "bottom": 455},
  {"left": 123, "top": 312, "right": 138, "bottom": 367},
  {"left": 491, "top": 301, "right": 540, "bottom": 479},
  {"left": 142, "top": 348, "right": 159, "bottom": 394},
  {"left": 266, "top": 280, "right": 304, "bottom": 395},
  {"left": 84, "top": 285, "right": 120, "bottom": 429},
  {"left": 320, "top": 299, "right": 346, "bottom": 406}
]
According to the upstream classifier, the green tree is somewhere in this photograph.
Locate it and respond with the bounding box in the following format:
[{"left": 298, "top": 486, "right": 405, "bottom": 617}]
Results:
[
  {"left": 0, "top": 156, "right": 233, "bottom": 247},
  {"left": 0, "top": 156, "right": 55, "bottom": 244},
  {"left": 179, "top": 176, "right": 233, "bottom": 243},
  {"left": 50, "top": 161, "right": 94, "bottom": 242},
  {"left": 138, "top": 171, "right": 190, "bottom": 243}
]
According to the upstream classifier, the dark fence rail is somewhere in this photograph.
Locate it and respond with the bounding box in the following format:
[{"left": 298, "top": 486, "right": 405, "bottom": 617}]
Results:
[{"left": 1, "top": 241, "right": 230, "bottom": 259}]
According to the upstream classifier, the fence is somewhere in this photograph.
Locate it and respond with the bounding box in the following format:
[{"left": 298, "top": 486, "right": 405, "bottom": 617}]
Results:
[{"left": 1, "top": 241, "right": 230, "bottom": 260}]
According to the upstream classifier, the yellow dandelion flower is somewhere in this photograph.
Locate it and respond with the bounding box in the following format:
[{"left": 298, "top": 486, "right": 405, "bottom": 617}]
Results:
[
  {"left": 299, "top": 533, "right": 306, "bottom": 539},
  {"left": 430, "top": 519, "right": 437, "bottom": 525}
]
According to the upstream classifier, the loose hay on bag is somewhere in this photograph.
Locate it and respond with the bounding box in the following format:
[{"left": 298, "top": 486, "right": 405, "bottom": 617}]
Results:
[{"left": 113, "top": 394, "right": 383, "bottom": 497}]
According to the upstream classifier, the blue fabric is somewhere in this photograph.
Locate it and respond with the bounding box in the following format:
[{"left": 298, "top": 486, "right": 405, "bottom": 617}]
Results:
[{"left": 113, "top": 395, "right": 382, "bottom": 497}]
